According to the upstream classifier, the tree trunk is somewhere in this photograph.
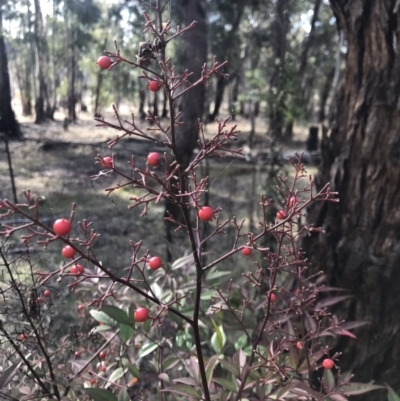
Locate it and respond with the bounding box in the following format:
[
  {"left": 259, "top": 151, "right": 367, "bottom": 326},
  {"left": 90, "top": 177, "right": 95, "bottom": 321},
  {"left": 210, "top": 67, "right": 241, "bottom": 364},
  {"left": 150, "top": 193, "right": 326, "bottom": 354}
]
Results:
[
  {"left": 0, "top": 33, "right": 21, "bottom": 139},
  {"left": 299, "top": 0, "right": 322, "bottom": 79},
  {"left": 209, "top": 73, "right": 226, "bottom": 121},
  {"left": 268, "top": 0, "right": 290, "bottom": 140},
  {"left": 67, "top": 41, "right": 77, "bottom": 121},
  {"left": 317, "top": 65, "right": 335, "bottom": 122},
  {"left": 175, "top": 0, "right": 207, "bottom": 169},
  {"left": 302, "top": 1, "right": 400, "bottom": 398},
  {"left": 33, "top": 0, "right": 52, "bottom": 123},
  {"left": 139, "top": 77, "right": 146, "bottom": 120},
  {"left": 165, "top": 0, "right": 207, "bottom": 254},
  {"left": 161, "top": 89, "right": 168, "bottom": 118},
  {"left": 93, "top": 68, "right": 103, "bottom": 117}
]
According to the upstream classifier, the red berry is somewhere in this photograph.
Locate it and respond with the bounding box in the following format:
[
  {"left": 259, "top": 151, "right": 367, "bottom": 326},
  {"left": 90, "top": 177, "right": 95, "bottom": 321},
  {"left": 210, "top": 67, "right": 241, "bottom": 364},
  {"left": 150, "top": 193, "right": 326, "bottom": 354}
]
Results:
[
  {"left": 70, "top": 264, "right": 84, "bottom": 276},
  {"left": 148, "top": 80, "right": 162, "bottom": 92},
  {"left": 276, "top": 210, "right": 286, "bottom": 220},
  {"left": 100, "top": 364, "right": 107, "bottom": 372},
  {"left": 62, "top": 245, "right": 76, "bottom": 259},
  {"left": 134, "top": 307, "right": 149, "bottom": 322},
  {"left": 98, "top": 351, "right": 106, "bottom": 359},
  {"left": 43, "top": 290, "right": 50, "bottom": 298},
  {"left": 19, "top": 334, "right": 27, "bottom": 341},
  {"left": 149, "top": 256, "right": 162, "bottom": 270},
  {"left": 77, "top": 304, "right": 85, "bottom": 312},
  {"left": 53, "top": 218, "right": 71, "bottom": 236},
  {"left": 90, "top": 377, "right": 97, "bottom": 385},
  {"left": 296, "top": 341, "right": 303, "bottom": 349},
  {"left": 147, "top": 152, "right": 160, "bottom": 167},
  {"left": 322, "top": 358, "right": 334, "bottom": 369},
  {"left": 101, "top": 156, "right": 113, "bottom": 168},
  {"left": 75, "top": 351, "right": 80, "bottom": 358},
  {"left": 198, "top": 206, "right": 213, "bottom": 221},
  {"left": 288, "top": 196, "right": 297, "bottom": 207},
  {"left": 241, "top": 247, "right": 252, "bottom": 256},
  {"left": 97, "top": 56, "right": 111, "bottom": 70},
  {"left": 269, "top": 293, "right": 277, "bottom": 303},
  {"left": 37, "top": 297, "right": 43, "bottom": 304}
]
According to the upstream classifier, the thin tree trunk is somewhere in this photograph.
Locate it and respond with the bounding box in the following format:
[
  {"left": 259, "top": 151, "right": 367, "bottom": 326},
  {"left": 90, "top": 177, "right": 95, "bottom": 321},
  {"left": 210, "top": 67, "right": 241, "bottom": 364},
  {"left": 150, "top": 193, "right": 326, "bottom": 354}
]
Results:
[
  {"left": 93, "top": 69, "right": 103, "bottom": 117},
  {"left": 209, "top": 73, "right": 226, "bottom": 121},
  {"left": 299, "top": 0, "right": 322, "bottom": 78},
  {"left": 165, "top": 0, "right": 207, "bottom": 241},
  {"left": 139, "top": 77, "right": 146, "bottom": 120},
  {"left": 161, "top": 89, "right": 168, "bottom": 118},
  {"left": 317, "top": 65, "right": 335, "bottom": 122},
  {"left": 0, "top": 9, "right": 21, "bottom": 140},
  {"left": 303, "top": 2, "right": 400, "bottom": 398},
  {"left": 153, "top": 91, "right": 159, "bottom": 117},
  {"left": 268, "top": 0, "right": 290, "bottom": 140}
]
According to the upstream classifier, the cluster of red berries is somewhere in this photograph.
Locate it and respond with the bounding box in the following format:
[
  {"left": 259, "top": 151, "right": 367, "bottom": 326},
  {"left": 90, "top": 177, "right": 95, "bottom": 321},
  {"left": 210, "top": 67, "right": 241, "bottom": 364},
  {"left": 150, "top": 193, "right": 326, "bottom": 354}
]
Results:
[{"left": 96, "top": 55, "right": 162, "bottom": 95}]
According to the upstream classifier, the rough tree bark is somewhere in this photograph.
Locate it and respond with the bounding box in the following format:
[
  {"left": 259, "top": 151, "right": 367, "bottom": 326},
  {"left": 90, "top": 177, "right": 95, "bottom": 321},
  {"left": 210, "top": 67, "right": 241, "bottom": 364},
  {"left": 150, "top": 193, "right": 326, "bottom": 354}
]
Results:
[
  {"left": 0, "top": 10, "right": 21, "bottom": 139},
  {"left": 33, "top": 0, "right": 52, "bottom": 123},
  {"left": 165, "top": 0, "right": 207, "bottom": 255},
  {"left": 302, "top": 1, "right": 400, "bottom": 398},
  {"left": 175, "top": 0, "right": 207, "bottom": 169},
  {"left": 268, "top": 0, "right": 290, "bottom": 140}
]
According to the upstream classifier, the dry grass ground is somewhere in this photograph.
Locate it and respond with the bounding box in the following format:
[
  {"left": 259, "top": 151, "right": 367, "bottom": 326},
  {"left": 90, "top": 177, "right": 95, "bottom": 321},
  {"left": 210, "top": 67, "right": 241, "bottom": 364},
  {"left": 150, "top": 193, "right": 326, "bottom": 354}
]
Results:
[{"left": 0, "top": 105, "right": 316, "bottom": 279}]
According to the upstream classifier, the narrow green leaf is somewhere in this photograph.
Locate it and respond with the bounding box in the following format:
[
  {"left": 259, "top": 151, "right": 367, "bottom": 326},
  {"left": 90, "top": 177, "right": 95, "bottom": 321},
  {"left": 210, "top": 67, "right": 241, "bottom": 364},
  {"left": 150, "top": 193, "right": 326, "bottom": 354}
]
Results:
[
  {"left": 213, "top": 377, "right": 237, "bottom": 393},
  {"left": 234, "top": 334, "right": 248, "bottom": 350},
  {"left": 127, "top": 364, "right": 140, "bottom": 379},
  {"left": 0, "top": 362, "right": 22, "bottom": 389},
  {"left": 387, "top": 385, "right": 400, "bottom": 401},
  {"left": 101, "top": 306, "right": 132, "bottom": 326},
  {"left": 172, "top": 254, "right": 195, "bottom": 270},
  {"left": 138, "top": 342, "right": 159, "bottom": 358},
  {"left": 89, "top": 310, "right": 117, "bottom": 326},
  {"left": 83, "top": 388, "right": 118, "bottom": 401},
  {"left": 117, "top": 388, "right": 129, "bottom": 401},
  {"left": 119, "top": 324, "right": 134, "bottom": 343},
  {"left": 163, "top": 355, "right": 179, "bottom": 371},
  {"left": 323, "top": 368, "right": 335, "bottom": 393},
  {"left": 108, "top": 367, "right": 126, "bottom": 383},
  {"left": 206, "top": 355, "right": 220, "bottom": 387},
  {"left": 343, "top": 383, "right": 385, "bottom": 395},
  {"left": 206, "top": 270, "right": 231, "bottom": 280},
  {"left": 210, "top": 319, "right": 226, "bottom": 353},
  {"left": 90, "top": 325, "right": 112, "bottom": 334},
  {"left": 219, "top": 359, "right": 239, "bottom": 377},
  {"left": 162, "top": 384, "right": 202, "bottom": 399}
]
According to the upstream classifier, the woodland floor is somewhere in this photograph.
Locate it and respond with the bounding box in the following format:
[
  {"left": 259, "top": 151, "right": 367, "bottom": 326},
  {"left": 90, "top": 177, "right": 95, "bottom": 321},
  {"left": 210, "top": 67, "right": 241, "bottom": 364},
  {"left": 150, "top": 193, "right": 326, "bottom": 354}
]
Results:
[{"left": 0, "top": 106, "right": 316, "bottom": 283}]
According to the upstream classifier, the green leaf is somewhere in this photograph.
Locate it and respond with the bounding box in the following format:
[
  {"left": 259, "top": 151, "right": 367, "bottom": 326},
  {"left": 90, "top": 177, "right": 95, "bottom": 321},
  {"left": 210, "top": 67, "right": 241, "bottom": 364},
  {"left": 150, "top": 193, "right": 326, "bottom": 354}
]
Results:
[
  {"left": 234, "top": 334, "right": 248, "bottom": 350},
  {"left": 172, "top": 254, "right": 195, "bottom": 270},
  {"left": 127, "top": 364, "right": 141, "bottom": 379},
  {"left": 323, "top": 368, "right": 335, "bottom": 393},
  {"left": 162, "top": 384, "right": 202, "bottom": 399},
  {"left": 163, "top": 355, "right": 179, "bottom": 371},
  {"left": 84, "top": 388, "right": 118, "bottom": 401},
  {"left": 342, "top": 383, "right": 385, "bottom": 395},
  {"left": 0, "top": 361, "right": 22, "bottom": 389},
  {"left": 387, "top": 385, "right": 400, "bottom": 401},
  {"left": 206, "top": 355, "right": 220, "bottom": 387},
  {"left": 101, "top": 306, "right": 132, "bottom": 326},
  {"left": 90, "top": 310, "right": 117, "bottom": 326},
  {"left": 119, "top": 324, "right": 134, "bottom": 343},
  {"left": 210, "top": 319, "right": 226, "bottom": 353},
  {"left": 138, "top": 342, "right": 159, "bottom": 358},
  {"left": 219, "top": 359, "right": 239, "bottom": 377},
  {"left": 117, "top": 388, "right": 129, "bottom": 401},
  {"left": 206, "top": 270, "right": 231, "bottom": 281},
  {"left": 213, "top": 377, "right": 237, "bottom": 393},
  {"left": 90, "top": 325, "right": 112, "bottom": 334},
  {"left": 108, "top": 367, "right": 126, "bottom": 383}
]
